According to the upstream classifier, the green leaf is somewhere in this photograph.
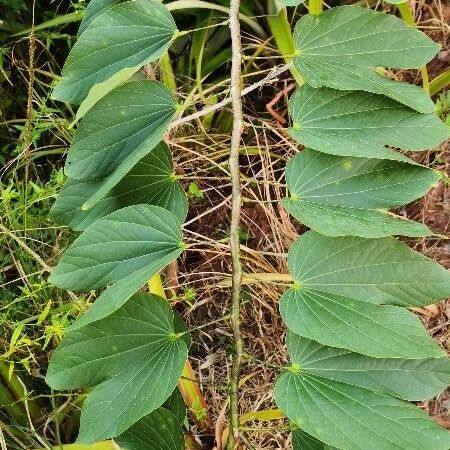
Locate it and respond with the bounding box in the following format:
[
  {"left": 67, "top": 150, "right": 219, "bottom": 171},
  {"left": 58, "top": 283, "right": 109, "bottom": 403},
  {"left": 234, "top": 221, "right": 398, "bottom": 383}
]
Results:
[
  {"left": 46, "top": 293, "right": 188, "bottom": 442},
  {"left": 53, "top": 0, "right": 177, "bottom": 104},
  {"left": 162, "top": 388, "right": 186, "bottom": 425},
  {"left": 288, "top": 231, "right": 450, "bottom": 306},
  {"left": 50, "top": 142, "right": 188, "bottom": 231},
  {"left": 68, "top": 262, "right": 174, "bottom": 331},
  {"left": 275, "top": 364, "right": 450, "bottom": 450},
  {"left": 293, "top": 6, "right": 439, "bottom": 112},
  {"left": 289, "top": 85, "right": 449, "bottom": 161},
  {"left": 284, "top": 199, "right": 430, "bottom": 238},
  {"left": 49, "top": 204, "right": 183, "bottom": 291},
  {"left": 292, "top": 429, "right": 338, "bottom": 450},
  {"left": 286, "top": 333, "right": 450, "bottom": 400},
  {"left": 283, "top": 149, "right": 438, "bottom": 237},
  {"left": 114, "top": 407, "right": 184, "bottom": 450},
  {"left": 285, "top": 150, "right": 440, "bottom": 209},
  {"left": 73, "top": 66, "right": 143, "bottom": 123},
  {"left": 78, "top": 0, "right": 123, "bottom": 35},
  {"left": 283, "top": 149, "right": 440, "bottom": 237},
  {"left": 280, "top": 289, "right": 444, "bottom": 359},
  {"left": 65, "top": 81, "right": 176, "bottom": 181}
]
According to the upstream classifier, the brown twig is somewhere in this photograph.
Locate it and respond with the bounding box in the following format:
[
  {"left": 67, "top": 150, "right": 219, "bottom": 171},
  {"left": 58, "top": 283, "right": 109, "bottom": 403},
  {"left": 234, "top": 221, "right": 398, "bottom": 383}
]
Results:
[
  {"left": 169, "top": 64, "right": 291, "bottom": 131},
  {"left": 265, "top": 82, "right": 296, "bottom": 126}
]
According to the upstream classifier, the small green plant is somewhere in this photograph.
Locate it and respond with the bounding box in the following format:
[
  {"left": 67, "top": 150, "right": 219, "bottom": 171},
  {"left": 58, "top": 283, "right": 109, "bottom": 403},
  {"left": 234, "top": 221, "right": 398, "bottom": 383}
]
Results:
[{"left": 41, "top": 0, "right": 450, "bottom": 449}]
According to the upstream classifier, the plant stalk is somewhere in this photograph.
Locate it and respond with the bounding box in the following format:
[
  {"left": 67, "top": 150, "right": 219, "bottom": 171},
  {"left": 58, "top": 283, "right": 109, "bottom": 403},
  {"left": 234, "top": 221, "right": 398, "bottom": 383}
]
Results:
[
  {"left": 227, "top": 0, "right": 244, "bottom": 448},
  {"left": 308, "top": 0, "right": 322, "bottom": 15},
  {"left": 397, "top": 1, "right": 429, "bottom": 92},
  {"left": 266, "top": 1, "right": 303, "bottom": 85},
  {"left": 429, "top": 69, "right": 450, "bottom": 96}
]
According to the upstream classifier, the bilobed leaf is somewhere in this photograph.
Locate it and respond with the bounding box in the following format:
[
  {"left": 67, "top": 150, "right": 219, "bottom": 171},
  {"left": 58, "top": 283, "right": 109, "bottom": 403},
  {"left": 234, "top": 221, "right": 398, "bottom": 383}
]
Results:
[
  {"left": 46, "top": 293, "right": 188, "bottom": 443},
  {"left": 53, "top": 0, "right": 177, "bottom": 104},
  {"left": 50, "top": 142, "right": 188, "bottom": 230},
  {"left": 288, "top": 231, "right": 450, "bottom": 306},
  {"left": 78, "top": 0, "right": 123, "bottom": 35},
  {"left": 49, "top": 204, "right": 183, "bottom": 291},
  {"left": 289, "top": 85, "right": 449, "bottom": 161},
  {"left": 286, "top": 333, "right": 450, "bottom": 400},
  {"left": 285, "top": 150, "right": 440, "bottom": 208},
  {"left": 283, "top": 149, "right": 438, "bottom": 237},
  {"left": 292, "top": 429, "right": 339, "bottom": 450},
  {"left": 162, "top": 388, "right": 187, "bottom": 425},
  {"left": 114, "top": 407, "right": 184, "bottom": 450},
  {"left": 280, "top": 289, "right": 444, "bottom": 359},
  {"left": 293, "top": 6, "right": 438, "bottom": 112},
  {"left": 284, "top": 199, "right": 430, "bottom": 238},
  {"left": 65, "top": 81, "right": 176, "bottom": 181},
  {"left": 275, "top": 365, "right": 450, "bottom": 450},
  {"left": 68, "top": 263, "right": 174, "bottom": 331}
]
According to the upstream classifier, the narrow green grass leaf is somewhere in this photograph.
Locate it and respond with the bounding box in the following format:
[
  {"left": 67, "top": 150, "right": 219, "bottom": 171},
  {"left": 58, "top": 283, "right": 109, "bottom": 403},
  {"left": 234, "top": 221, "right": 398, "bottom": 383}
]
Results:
[
  {"left": 275, "top": 369, "right": 450, "bottom": 450},
  {"left": 288, "top": 231, "right": 450, "bottom": 306},
  {"left": 49, "top": 204, "right": 183, "bottom": 291},
  {"left": 286, "top": 333, "right": 449, "bottom": 400},
  {"left": 293, "top": 6, "right": 439, "bottom": 112},
  {"left": 283, "top": 149, "right": 438, "bottom": 237},
  {"left": 280, "top": 289, "right": 444, "bottom": 359},
  {"left": 50, "top": 143, "right": 188, "bottom": 230},
  {"left": 289, "top": 85, "right": 449, "bottom": 160},
  {"left": 114, "top": 408, "right": 184, "bottom": 450},
  {"left": 53, "top": 0, "right": 177, "bottom": 104},
  {"left": 46, "top": 293, "right": 188, "bottom": 442}
]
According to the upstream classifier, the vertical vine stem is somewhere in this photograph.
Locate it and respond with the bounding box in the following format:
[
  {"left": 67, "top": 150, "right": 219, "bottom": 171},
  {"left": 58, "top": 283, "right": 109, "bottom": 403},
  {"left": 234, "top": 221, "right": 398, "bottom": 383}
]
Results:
[{"left": 227, "top": 0, "right": 244, "bottom": 448}]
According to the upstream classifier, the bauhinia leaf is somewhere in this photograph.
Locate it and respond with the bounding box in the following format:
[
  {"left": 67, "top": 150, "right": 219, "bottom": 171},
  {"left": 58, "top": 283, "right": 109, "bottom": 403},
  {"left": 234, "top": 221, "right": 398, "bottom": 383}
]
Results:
[
  {"left": 50, "top": 143, "right": 188, "bottom": 231},
  {"left": 293, "top": 6, "right": 439, "bottom": 112},
  {"left": 68, "top": 263, "right": 173, "bottom": 331},
  {"left": 280, "top": 289, "right": 444, "bottom": 359},
  {"left": 289, "top": 85, "right": 449, "bottom": 161},
  {"left": 292, "top": 428, "right": 341, "bottom": 450},
  {"left": 288, "top": 231, "right": 450, "bottom": 306},
  {"left": 65, "top": 80, "right": 176, "bottom": 178},
  {"left": 275, "top": 343, "right": 450, "bottom": 450},
  {"left": 285, "top": 332, "right": 450, "bottom": 400},
  {"left": 114, "top": 407, "right": 184, "bottom": 450},
  {"left": 49, "top": 204, "right": 184, "bottom": 291},
  {"left": 161, "top": 388, "right": 187, "bottom": 426},
  {"left": 283, "top": 149, "right": 438, "bottom": 237},
  {"left": 52, "top": 0, "right": 177, "bottom": 104},
  {"left": 78, "top": 0, "right": 123, "bottom": 35},
  {"left": 46, "top": 293, "right": 189, "bottom": 443}
]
